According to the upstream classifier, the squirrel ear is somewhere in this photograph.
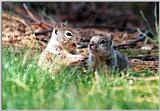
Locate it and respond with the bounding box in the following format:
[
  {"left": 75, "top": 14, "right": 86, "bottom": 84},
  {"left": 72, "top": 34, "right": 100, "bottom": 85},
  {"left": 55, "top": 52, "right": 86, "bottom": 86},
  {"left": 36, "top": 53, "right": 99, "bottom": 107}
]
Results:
[
  {"left": 53, "top": 25, "right": 59, "bottom": 35},
  {"left": 110, "top": 34, "right": 114, "bottom": 40},
  {"left": 61, "top": 23, "right": 65, "bottom": 27},
  {"left": 61, "top": 22, "right": 68, "bottom": 27},
  {"left": 109, "top": 34, "right": 114, "bottom": 45}
]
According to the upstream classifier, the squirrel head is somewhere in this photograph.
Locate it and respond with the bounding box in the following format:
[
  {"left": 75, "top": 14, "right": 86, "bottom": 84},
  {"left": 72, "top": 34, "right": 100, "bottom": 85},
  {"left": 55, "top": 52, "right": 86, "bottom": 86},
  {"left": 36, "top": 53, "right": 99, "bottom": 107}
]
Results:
[
  {"left": 88, "top": 34, "right": 114, "bottom": 56},
  {"left": 52, "top": 24, "right": 81, "bottom": 48}
]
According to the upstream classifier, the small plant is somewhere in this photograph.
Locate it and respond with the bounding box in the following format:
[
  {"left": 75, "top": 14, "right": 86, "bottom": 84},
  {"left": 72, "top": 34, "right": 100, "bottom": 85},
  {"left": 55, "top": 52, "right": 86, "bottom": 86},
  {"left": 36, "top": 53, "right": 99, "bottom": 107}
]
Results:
[{"left": 138, "top": 3, "right": 159, "bottom": 45}]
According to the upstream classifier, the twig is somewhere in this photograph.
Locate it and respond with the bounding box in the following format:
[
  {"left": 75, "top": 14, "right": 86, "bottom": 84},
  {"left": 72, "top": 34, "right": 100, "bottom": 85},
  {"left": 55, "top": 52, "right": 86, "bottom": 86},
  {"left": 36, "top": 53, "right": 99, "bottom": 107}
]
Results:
[
  {"left": 154, "top": 3, "right": 159, "bottom": 35},
  {"left": 140, "top": 10, "right": 154, "bottom": 35},
  {"left": 34, "top": 28, "right": 53, "bottom": 35},
  {"left": 114, "top": 30, "right": 153, "bottom": 48},
  {"left": 77, "top": 29, "right": 153, "bottom": 49},
  {"left": 137, "top": 29, "right": 158, "bottom": 47},
  {"left": 23, "top": 3, "right": 53, "bottom": 28},
  {"left": 128, "top": 55, "right": 159, "bottom": 61},
  {"left": 75, "top": 24, "right": 144, "bottom": 33},
  {"left": 23, "top": 3, "right": 39, "bottom": 22}
]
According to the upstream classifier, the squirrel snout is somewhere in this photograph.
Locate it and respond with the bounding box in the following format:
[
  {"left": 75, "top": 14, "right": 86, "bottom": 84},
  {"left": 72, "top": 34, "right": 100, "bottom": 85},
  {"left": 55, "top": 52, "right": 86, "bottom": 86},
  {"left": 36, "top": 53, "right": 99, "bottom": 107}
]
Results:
[
  {"left": 75, "top": 37, "right": 81, "bottom": 44},
  {"left": 89, "top": 43, "right": 98, "bottom": 51}
]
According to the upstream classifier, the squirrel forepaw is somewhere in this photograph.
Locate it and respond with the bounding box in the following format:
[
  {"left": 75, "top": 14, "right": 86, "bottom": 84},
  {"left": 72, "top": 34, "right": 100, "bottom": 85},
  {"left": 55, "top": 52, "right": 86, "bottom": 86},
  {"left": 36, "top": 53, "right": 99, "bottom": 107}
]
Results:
[{"left": 67, "top": 54, "right": 85, "bottom": 64}]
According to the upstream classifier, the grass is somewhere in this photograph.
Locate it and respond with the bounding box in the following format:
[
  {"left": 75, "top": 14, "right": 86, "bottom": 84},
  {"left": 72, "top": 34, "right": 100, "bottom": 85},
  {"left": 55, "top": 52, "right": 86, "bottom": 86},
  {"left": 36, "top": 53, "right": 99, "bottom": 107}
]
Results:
[{"left": 2, "top": 47, "right": 159, "bottom": 109}]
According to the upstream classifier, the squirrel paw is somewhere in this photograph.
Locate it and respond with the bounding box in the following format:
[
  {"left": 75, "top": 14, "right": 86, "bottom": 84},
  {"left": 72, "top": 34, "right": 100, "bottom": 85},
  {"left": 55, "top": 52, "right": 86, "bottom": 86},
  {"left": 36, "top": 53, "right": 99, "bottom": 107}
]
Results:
[{"left": 67, "top": 54, "right": 85, "bottom": 64}]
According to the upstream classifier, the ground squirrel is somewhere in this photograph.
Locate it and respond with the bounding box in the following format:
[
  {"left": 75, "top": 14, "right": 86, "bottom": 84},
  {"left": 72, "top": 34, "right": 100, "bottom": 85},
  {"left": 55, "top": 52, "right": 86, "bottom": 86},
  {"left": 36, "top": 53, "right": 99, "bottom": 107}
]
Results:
[
  {"left": 38, "top": 24, "right": 85, "bottom": 72},
  {"left": 88, "top": 34, "right": 129, "bottom": 72}
]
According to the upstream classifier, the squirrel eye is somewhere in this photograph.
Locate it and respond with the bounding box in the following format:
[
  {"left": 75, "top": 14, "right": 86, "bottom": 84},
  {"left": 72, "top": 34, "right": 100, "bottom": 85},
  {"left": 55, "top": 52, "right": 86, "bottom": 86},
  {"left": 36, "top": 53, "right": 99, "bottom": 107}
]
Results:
[
  {"left": 65, "top": 31, "right": 72, "bottom": 38},
  {"left": 99, "top": 39, "right": 106, "bottom": 45}
]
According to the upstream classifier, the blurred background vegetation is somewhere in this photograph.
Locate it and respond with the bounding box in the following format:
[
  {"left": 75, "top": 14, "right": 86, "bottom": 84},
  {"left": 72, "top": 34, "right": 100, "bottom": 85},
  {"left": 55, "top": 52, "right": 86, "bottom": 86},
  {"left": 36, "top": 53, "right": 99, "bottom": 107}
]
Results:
[{"left": 2, "top": 2, "right": 159, "bottom": 33}]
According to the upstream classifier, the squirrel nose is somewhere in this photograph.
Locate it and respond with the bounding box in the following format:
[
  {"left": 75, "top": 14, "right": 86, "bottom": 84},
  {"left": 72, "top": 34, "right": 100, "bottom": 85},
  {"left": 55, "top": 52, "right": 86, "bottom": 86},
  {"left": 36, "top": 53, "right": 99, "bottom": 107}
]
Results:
[
  {"left": 89, "top": 43, "right": 97, "bottom": 50},
  {"left": 75, "top": 37, "right": 81, "bottom": 43}
]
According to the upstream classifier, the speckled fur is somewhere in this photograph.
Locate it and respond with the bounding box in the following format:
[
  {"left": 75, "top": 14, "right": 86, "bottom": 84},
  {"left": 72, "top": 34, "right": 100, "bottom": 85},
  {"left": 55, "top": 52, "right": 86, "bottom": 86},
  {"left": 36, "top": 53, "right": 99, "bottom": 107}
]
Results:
[
  {"left": 88, "top": 34, "right": 129, "bottom": 72},
  {"left": 38, "top": 24, "right": 84, "bottom": 72}
]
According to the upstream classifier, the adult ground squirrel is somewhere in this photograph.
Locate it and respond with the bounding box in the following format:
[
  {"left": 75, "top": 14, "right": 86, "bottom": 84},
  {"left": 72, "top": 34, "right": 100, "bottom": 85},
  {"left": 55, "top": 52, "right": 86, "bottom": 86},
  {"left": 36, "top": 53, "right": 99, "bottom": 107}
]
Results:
[
  {"left": 88, "top": 34, "right": 129, "bottom": 72},
  {"left": 38, "top": 24, "right": 85, "bottom": 72}
]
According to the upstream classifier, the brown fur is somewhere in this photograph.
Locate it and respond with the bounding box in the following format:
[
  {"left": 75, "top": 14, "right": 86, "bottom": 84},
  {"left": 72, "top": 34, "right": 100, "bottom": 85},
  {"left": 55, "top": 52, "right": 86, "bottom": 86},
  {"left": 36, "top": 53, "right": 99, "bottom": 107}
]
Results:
[{"left": 38, "top": 24, "right": 85, "bottom": 72}]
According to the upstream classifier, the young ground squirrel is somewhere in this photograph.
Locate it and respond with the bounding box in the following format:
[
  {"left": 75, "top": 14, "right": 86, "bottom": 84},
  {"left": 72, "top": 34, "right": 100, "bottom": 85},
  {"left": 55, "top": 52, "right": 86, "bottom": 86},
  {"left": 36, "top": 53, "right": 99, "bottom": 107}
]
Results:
[
  {"left": 88, "top": 34, "right": 129, "bottom": 72},
  {"left": 38, "top": 24, "right": 85, "bottom": 72}
]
